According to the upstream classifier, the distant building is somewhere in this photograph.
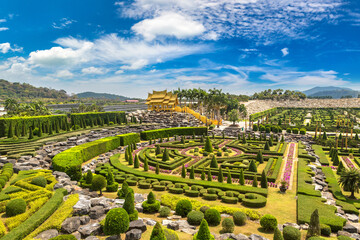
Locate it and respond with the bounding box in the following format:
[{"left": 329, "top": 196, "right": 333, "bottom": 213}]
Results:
[
  {"left": 146, "top": 90, "right": 179, "bottom": 111},
  {"left": 125, "top": 99, "right": 139, "bottom": 103}
]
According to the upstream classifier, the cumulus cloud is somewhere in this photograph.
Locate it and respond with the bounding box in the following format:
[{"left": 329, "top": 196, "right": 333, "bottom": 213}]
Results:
[
  {"left": 281, "top": 48, "right": 289, "bottom": 57},
  {"left": 0, "top": 27, "right": 9, "bottom": 31},
  {"left": 132, "top": 12, "right": 205, "bottom": 40},
  {"left": 0, "top": 43, "right": 22, "bottom": 54},
  {"left": 82, "top": 67, "right": 107, "bottom": 75},
  {"left": 53, "top": 69, "right": 74, "bottom": 78}
]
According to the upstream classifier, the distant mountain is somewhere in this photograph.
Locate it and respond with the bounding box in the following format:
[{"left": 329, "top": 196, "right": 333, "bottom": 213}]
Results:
[
  {"left": 303, "top": 86, "right": 359, "bottom": 99},
  {"left": 0, "top": 79, "right": 69, "bottom": 100},
  {"left": 76, "top": 92, "right": 131, "bottom": 100}
]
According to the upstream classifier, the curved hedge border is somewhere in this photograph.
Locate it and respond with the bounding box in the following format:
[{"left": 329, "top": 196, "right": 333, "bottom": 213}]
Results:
[
  {"left": 110, "top": 154, "right": 268, "bottom": 197},
  {"left": 140, "top": 127, "right": 208, "bottom": 140},
  {"left": 0, "top": 188, "right": 67, "bottom": 240}
]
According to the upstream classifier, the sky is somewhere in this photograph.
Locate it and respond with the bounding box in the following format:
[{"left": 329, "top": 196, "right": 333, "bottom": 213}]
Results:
[{"left": 0, "top": 0, "right": 360, "bottom": 98}]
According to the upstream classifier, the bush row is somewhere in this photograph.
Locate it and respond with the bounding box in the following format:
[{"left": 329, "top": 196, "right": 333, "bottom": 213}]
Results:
[
  {"left": 0, "top": 188, "right": 67, "bottom": 240},
  {"left": 70, "top": 111, "right": 126, "bottom": 128},
  {"left": 140, "top": 127, "right": 208, "bottom": 140},
  {"left": 297, "top": 158, "right": 321, "bottom": 197}
]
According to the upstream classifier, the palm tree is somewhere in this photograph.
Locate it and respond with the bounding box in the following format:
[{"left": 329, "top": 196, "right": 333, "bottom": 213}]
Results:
[
  {"left": 4, "top": 98, "right": 19, "bottom": 115},
  {"left": 338, "top": 168, "right": 360, "bottom": 199}
]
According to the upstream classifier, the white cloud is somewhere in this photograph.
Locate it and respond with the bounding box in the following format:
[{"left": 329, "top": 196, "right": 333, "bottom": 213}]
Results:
[
  {"left": 132, "top": 12, "right": 205, "bottom": 40},
  {"left": 121, "top": 0, "right": 343, "bottom": 43},
  {"left": 52, "top": 18, "right": 76, "bottom": 29},
  {"left": 0, "top": 27, "right": 9, "bottom": 31},
  {"left": 0, "top": 43, "right": 22, "bottom": 54},
  {"left": 81, "top": 67, "right": 106, "bottom": 75},
  {"left": 53, "top": 69, "right": 74, "bottom": 78},
  {"left": 0, "top": 19, "right": 6, "bottom": 23},
  {"left": 281, "top": 48, "right": 289, "bottom": 57}
]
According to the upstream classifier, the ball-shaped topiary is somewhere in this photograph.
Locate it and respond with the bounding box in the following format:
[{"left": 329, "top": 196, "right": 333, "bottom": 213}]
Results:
[
  {"left": 187, "top": 211, "right": 204, "bottom": 226},
  {"left": 91, "top": 175, "right": 107, "bottom": 195},
  {"left": 221, "top": 218, "right": 235, "bottom": 233},
  {"left": 6, "top": 198, "right": 26, "bottom": 217},
  {"left": 200, "top": 206, "right": 210, "bottom": 214},
  {"left": 283, "top": 226, "right": 301, "bottom": 240},
  {"left": 163, "top": 228, "right": 179, "bottom": 240},
  {"left": 204, "top": 209, "right": 221, "bottom": 226},
  {"left": 103, "top": 208, "right": 129, "bottom": 235},
  {"left": 31, "top": 176, "right": 47, "bottom": 187},
  {"left": 159, "top": 206, "right": 171, "bottom": 217},
  {"left": 175, "top": 199, "right": 192, "bottom": 217},
  {"left": 260, "top": 214, "right": 277, "bottom": 231},
  {"left": 233, "top": 211, "right": 247, "bottom": 226}
]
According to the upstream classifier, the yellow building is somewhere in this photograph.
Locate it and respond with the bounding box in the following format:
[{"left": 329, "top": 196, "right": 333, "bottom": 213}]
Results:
[{"left": 146, "top": 90, "right": 179, "bottom": 111}]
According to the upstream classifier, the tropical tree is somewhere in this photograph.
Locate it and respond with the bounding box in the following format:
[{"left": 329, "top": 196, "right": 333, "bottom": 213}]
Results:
[{"left": 338, "top": 168, "right": 360, "bottom": 199}]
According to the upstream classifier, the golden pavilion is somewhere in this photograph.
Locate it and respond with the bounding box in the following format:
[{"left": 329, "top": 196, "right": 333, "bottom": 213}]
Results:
[{"left": 146, "top": 90, "right": 179, "bottom": 111}]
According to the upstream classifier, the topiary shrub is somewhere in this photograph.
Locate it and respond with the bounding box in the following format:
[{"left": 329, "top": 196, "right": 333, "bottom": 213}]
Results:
[
  {"left": 124, "top": 191, "right": 138, "bottom": 221},
  {"left": 150, "top": 222, "right": 166, "bottom": 240},
  {"left": 193, "top": 219, "right": 215, "bottom": 240},
  {"left": 283, "top": 226, "right": 301, "bottom": 240},
  {"left": 175, "top": 199, "right": 192, "bottom": 217},
  {"left": 187, "top": 211, "right": 204, "bottom": 226},
  {"left": 221, "top": 218, "right": 234, "bottom": 233},
  {"left": 6, "top": 198, "right": 26, "bottom": 217},
  {"left": 159, "top": 206, "right": 171, "bottom": 217},
  {"left": 200, "top": 206, "right": 210, "bottom": 214},
  {"left": 103, "top": 208, "right": 130, "bottom": 235},
  {"left": 204, "top": 209, "right": 221, "bottom": 226},
  {"left": 106, "top": 182, "right": 119, "bottom": 192},
  {"left": 320, "top": 224, "right": 331, "bottom": 237},
  {"left": 260, "top": 214, "right": 277, "bottom": 231},
  {"left": 142, "top": 191, "right": 161, "bottom": 213},
  {"left": 233, "top": 211, "right": 247, "bottom": 226},
  {"left": 117, "top": 181, "right": 129, "bottom": 199},
  {"left": 31, "top": 176, "right": 47, "bottom": 187},
  {"left": 164, "top": 228, "right": 179, "bottom": 240},
  {"left": 91, "top": 175, "right": 107, "bottom": 195}
]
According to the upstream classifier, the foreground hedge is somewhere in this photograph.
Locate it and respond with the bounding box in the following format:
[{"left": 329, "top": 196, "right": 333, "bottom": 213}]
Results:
[
  {"left": 110, "top": 154, "right": 268, "bottom": 196},
  {"left": 140, "top": 127, "right": 208, "bottom": 140},
  {"left": 1, "top": 188, "right": 67, "bottom": 240},
  {"left": 52, "top": 133, "right": 140, "bottom": 179}
]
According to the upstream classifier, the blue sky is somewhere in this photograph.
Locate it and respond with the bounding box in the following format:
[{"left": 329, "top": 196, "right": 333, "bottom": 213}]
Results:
[{"left": 1, "top": 0, "right": 360, "bottom": 97}]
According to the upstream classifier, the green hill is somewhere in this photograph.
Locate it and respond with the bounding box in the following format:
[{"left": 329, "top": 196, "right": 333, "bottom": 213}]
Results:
[
  {"left": 76, "top": 91, "right": 130, "bottom": 100},
  {"left": 0, "top": 79, "right": 69, "bottom": 100}
]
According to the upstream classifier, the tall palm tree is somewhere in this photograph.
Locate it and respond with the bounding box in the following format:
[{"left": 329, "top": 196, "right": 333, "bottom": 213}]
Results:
[{"left": 338, "top": 168, "right": 360, "bottom": 199}]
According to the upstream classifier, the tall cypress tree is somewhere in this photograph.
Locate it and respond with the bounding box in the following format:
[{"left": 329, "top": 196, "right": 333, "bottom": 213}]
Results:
[
  {"left": 14, "top": 123, "right": 19, "bottom": 137},
  {"left": 207, "top": 169, "right": 212, "bottom": 181},
  {"left": 227, "top": 171, "right": 232, "bottom": 184},
  {"left": 134, "top": 155, "right": 140, "bottom": 168},
  {"left": 257, "top": 151, "right": 264, "bottom": 163},
  {"left": 204, "top": 137, "right": 213, "bottom": 152},
  {"left": 7, "top": 122, "right": 13, "bottom": 138},
  {"left": 38, "top": 124, "right": 43, "bottom": 137},
  {"left": 249, "top": 160, "right": 258, "bottom": 172},
  {"left": 28, "top": 126, "right": 34, "bottom": 139},
  {"left": 252, "top": 175, "right": 258, "bottom": 187},
  {"left": 210, "top": 155, "right": 218, "bottom": 168},
  {"left": 201, "top": 170, "right": 206, "bottom": 180},
  {"left": 128, "top": 153, "right": 133, "bottom": 165},
  {"left": 306, "top": 209, "right": 320, "bottom": 238},
  {"left": 264, "top": 141, "right": 270, "bottom": 151},
  {"left": 181, "top": 164, "right": 186, "bottom": 178},
  {"left": 239, "top": 169, "right": 245, "bottom": 185},
  {"left": 144, "top": 158, "right": 149, "bottom": 171},
  {"left": 21, "top": 122, "right": 26, "bottom": 136},
  {"left": 195, "top": 219, "right": 212, "bottom": 240},
  {"left": 218, "top": 168, "right": 223, "bottom": 182},
  {"left": 260, "top": 170, "right": 268, "bottom": 188},
  {"left": 337, "top": 161, "right": 344, "bottom": 175},
  {"left": 190, "top": 166, "right": 195, "bottom": 179},
  {"left": 155, "top": 162, "right": 160, "bottom": 174}
]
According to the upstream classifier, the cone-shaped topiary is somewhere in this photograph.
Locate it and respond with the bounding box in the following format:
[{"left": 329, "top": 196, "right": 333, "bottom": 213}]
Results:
[
  {"left": 332, "top": 151, "right": 339, "bottom": 166},
  {"left": 190, "top": 166, "right": 195, "bottom": 179},
  {"left": 142, "top": 191, "right": 160, "bottom": 213},
  {"left": 162, "top": 148, "right": 170, "bottom": 162},
  {"left": 193, "top": 219, "right": 214, "bottom": 240},
  {"left": 85, "top": 170, "right": 93, "bottom": 184},
  {"left": 150, "top": 222, "right": 166, "bottom": 240},
  {"left": 269, "top": 137, "right": 273, "bottom": 146},
  {"left": 306, "top": 209, "right": 320, "bottom": 238},
  {"left": 156, "top": 162, "right": 160, "bottom": 174},
  {"left": 355, "top": 133, "right": 359, "bottom": 141},
  {"left": 252, "top": 175, "right": 258, "bottom": 187},
  {"left": 239, "top": 169, "right": 245, "bottom": 185},
  {"left": 205, "top": 137, "right": 213, "bottom": 153},
  {"left": 337, "top": 161, "right": 344, "bottom": 175},
  {"left": 323, "top": 131, "right": 327, "bottom": 140},
  {"left": 210, "top": 155, "right": 218, "bottom": 169},
  {"left": 104, "top": 208, "right": 129, "bottom": 236},
  {"left": 261, "top": 170, "right": 268, "bottom": 188},
  {"left": 144, "top": 158, "right": 149, "bottom": 171},
  {"left": 117, "top": 181, "right": 129, "bottom": 199},
  {"left": 134, "top": 155, "right": 140, "bottom": 168},
  {"left": 106, "top": 168, "right": 114, "bottom": 185},
  {"left": 227, "top": 171, "right": 232, "bottom": 184},
  {"left": 207, "top": 169, "right": 212, "bottom": 181},
  {"left": 242, "top": 134, "right": 247, "bottom": 144},
  {"left": 28, "top": 126, "right": 33, "bottom": 139},
  {"left": 264, "top": 142, "right": 270, "bottom": 151},
  {"left": 273, "top": 227, "right": 284, "bottom": 240},
  {"left": 124, "top": 191, "right": 138, "bottom": 221},
  {"left": 281, "top": 135, "right": 284, "bottom": 143},
  {"left": 201, "top": 170, "right": 206, "bottom": 180},
  {"left": 156, "top": 145, "right": 161, "bottom": 155},
  {"left": 181, "top": 164, "right": 186, "bottom": 178},
  {"left": 218, "top": 168, "right": 223, "bottom": 183},
  {"left": 249, "top": 160, "right": 258, "bottom": 172},
  {"left": 257, "top": 151, "right": 264, "bottom": 163},
  {"left": 128, "top": 152, "right": 133, "bottom": 165}
]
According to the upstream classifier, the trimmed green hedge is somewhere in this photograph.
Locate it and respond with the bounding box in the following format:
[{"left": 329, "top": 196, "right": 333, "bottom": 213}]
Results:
[
  {"left": 1, "top": 188, "right": 67, "bottom": 240},
  {"left": 140, "top": 127, "right": 208, "bottom": 140},
  {"left": 110, "top": 154, "right": 268, "bottom": 197},
  {"left": 70, "top": 111, "right": 126, "bottom": 127},
  {"left": 297, "top": 194, "right": 346, "bottom": 232},
  {"left": 297, "top": 158, "right": 321, "bottom": 197},
  {"left": 313, "top": 145, "right": 329, "bottom": 166},
  {"left": 118, "top": 133, "right": 140, "bottom": 146}
]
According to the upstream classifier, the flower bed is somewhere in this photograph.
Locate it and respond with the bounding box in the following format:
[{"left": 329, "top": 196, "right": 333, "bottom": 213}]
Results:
[{"left": 282, "top": 143, "right": 296, "bottom": 187}]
